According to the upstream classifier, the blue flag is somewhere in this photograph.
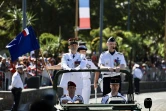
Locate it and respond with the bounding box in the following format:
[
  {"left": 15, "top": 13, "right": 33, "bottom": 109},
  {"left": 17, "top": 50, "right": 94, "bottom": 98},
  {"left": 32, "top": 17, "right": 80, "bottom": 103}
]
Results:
[{"left": 6, "top": 26, "right": 40, "bottom": 62}]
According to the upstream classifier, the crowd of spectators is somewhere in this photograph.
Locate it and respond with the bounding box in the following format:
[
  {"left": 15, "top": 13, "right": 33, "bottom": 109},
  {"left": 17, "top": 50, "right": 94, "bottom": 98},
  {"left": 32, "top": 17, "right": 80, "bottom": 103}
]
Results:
[
  {"left": 0, "top": 51, "right": 166, "bottom": 91},
  {"left": 0, "top": 51, "right": 62, "bottom": 90},
  {"left": 130, "top": 53, "right": 166, "bottom": 82}
]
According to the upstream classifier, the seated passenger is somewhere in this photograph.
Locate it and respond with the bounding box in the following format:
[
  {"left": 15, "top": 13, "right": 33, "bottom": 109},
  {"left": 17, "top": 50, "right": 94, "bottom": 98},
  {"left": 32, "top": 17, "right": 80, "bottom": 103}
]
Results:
[
  {"left": 60, "top": 81, "right": 84, "bottom": 104},
  {"left": 101, "top": 77, "right": 127, "bottom": 104}
]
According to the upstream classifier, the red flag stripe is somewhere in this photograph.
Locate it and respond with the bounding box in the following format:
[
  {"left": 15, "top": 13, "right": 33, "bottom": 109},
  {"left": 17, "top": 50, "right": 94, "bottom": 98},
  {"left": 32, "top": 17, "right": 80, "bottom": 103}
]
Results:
[{"left": 79, "top": 18, "right": 90, "bottom": 29}]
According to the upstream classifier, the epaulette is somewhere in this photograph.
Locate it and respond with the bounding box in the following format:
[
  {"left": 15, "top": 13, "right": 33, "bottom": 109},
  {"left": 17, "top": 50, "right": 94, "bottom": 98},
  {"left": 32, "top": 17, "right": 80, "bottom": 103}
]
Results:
[
  {"left": 117, "top": 52, "right": 123, "bottom": 55},
  {"left": 87, "top": 59, "right": 92, "bottom": 61},
  {"left": 61, "top": 94, "right": 66, "bottom": 98},
  {"left": 76, "top": 95, "right": 82, "bottom": 98},
  {"left": 101, "top": 51, "right": 106, "bottom": 54}
]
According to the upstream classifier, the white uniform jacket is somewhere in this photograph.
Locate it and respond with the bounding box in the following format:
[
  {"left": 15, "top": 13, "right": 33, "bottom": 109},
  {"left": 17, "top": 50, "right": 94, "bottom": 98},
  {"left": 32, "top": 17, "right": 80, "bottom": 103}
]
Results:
[
  {"left": 60, "top": 94, "right": 84, "bottom": 103},
  {"left": 101, "top": 92, "right": 127, "bottom": 104},
  {"left": 81, "top": 58, "right": 98, "bottom": 104},
  {"left": 82, "top": 58, "right": 98, "bottom": 79},
  {"left": 60, "top": 52, "right": 86, "bottom": 88},
  {"left": 98, "top": 51, "right": 126, "bottom": 77}
]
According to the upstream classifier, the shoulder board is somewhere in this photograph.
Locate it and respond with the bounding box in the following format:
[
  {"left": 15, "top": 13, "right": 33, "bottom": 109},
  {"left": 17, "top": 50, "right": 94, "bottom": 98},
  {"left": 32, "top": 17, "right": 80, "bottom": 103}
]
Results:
[
  {"left": 87, "top": 59, "right": 92, "bottom": 61},
  {"left": 117, "top": 52, "right": 123, "bottom": 55},
  {"left": 101, "top": 51, "right": 106, "bottom": 54},
  {"left": 76, "top": 95, "right": 81, "bottom": 98},
  {"left": 61, "top": 95, "right": 66, "bottom": 98},
  {"left": 63, "top": 53, "right": 68, "bottom": 56}
]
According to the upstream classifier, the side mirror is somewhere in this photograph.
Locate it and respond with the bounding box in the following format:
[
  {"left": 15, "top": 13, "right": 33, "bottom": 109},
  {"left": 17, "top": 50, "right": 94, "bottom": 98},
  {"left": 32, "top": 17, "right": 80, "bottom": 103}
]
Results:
[{"left": 144, "top": 98, "right": 152, "bottom": 109}]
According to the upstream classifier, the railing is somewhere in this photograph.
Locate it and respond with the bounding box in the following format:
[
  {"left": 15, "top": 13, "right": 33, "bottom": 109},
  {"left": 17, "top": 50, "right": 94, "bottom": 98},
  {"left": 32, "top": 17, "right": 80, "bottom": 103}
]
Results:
[{"left": 53, "top": 69, "right": 134, "bottom": 103}]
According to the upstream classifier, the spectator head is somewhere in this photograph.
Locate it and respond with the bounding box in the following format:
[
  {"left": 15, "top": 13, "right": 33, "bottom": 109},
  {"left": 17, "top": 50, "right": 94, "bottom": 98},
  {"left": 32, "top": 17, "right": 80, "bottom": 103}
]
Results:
[
  {"left": 2, "top": 57, "right": 6, "bottom": 62},
  {"left": 15, "top": 64, "right": 24, "bottom": 74}
]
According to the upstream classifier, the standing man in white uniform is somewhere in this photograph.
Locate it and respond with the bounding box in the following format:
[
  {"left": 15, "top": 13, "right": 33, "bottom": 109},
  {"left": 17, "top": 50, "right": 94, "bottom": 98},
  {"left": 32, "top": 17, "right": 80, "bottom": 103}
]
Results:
[
  {"left": 77, "top": 44, "right": 99, "bottom": 104},
  {"left": 60, "top": 38, "right": 86, "bottom": 95},
  {"left": 10, "top": 64, "right": 24, "bottom": 111},
  {"left": 98, "top": 37, "right": 126, "bottom": 95}
]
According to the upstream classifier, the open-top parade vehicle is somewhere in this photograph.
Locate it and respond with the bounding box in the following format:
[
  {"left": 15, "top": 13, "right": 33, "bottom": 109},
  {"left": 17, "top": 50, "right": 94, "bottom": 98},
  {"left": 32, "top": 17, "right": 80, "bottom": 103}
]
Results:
[{"left": 53, "top": 69, "right": 152, "bottom": 111}]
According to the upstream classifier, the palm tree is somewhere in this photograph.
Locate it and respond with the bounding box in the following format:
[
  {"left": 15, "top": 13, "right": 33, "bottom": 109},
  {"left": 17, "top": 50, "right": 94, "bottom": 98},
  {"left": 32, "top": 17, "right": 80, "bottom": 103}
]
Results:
[{"left": 0, "top": 6, "right": 37, "bottom": 50}]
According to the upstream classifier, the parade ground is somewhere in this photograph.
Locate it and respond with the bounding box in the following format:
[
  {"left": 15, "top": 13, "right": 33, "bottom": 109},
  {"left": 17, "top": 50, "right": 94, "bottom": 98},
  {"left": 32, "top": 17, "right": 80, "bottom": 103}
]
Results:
[{"left": 89, "top": 91, "right": 166, "bottom": 111}]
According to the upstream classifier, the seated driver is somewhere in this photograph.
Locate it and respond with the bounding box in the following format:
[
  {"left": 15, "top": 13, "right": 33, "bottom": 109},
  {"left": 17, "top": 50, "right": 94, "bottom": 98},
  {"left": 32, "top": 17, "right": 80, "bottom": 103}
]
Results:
[
  {"left": 60, "top": 81, "right": 84, "bottom": 104},
  {"left": 101, "top": 77, "right": 127, "bottom": 104}
]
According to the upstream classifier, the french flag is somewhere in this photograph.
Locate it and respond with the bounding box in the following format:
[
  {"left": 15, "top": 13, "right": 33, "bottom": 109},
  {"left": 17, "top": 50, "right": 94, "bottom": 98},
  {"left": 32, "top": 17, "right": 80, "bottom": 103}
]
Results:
[{"left": 79, "top": 0, "right": 91, "bottom": 29}]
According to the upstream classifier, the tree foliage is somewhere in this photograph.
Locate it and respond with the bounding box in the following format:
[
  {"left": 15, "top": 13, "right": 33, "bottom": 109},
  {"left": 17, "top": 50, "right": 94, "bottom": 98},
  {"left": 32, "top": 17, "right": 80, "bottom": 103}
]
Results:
[{"left": 0, "top": 0, "right": 166, "bottom": 61}]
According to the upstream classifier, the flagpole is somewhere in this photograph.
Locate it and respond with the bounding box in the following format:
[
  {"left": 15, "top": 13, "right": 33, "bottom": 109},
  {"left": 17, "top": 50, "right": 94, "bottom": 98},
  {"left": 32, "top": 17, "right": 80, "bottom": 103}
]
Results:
[
  {"left": 75, "top": 0, "right": 79, "bottom": 38},
  {"left": 99, "top": 0, "right": 104, "bottom": 55},
  {"left": 22, "top": 0, "right": 27, "bottom": 29},
  {"left": 40, "top": 50, "right": 53, "bottom": 85},
  {"left": 165, "top": 6, "right": 166, "bottom": 60}
]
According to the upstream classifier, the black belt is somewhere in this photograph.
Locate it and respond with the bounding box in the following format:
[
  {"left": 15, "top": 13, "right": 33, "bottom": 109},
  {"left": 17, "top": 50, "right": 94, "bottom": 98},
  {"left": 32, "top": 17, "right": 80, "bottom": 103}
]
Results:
[{"left": 12, "top": 87, "right": 22, "bottom": 90}]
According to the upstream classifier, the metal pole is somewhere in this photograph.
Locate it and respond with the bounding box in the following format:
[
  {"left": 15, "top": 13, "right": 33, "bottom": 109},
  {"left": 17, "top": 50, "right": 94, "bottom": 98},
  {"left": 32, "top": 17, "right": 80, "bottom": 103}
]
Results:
[
  {"left": 99, "top": 0, "right": 104, "bottom": 55},
  {"left": 127, "top": 0, "right": 130, "bottom": 31},
  {"left": 75, "top": 0, "right": 79, "bottom": 38},
  {"left": 165, "top": 6, "right": 166, "bottom": 60},
  {"left": 22, "top": 0, "right": 27, "bottom": 29}
]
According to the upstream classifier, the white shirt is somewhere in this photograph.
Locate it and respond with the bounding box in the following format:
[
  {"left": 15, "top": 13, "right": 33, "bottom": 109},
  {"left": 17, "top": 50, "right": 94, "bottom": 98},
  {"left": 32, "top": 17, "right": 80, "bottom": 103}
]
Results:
[
  {"left": 60, "top": 94, "right": 84, "bottom": 103},
  {"left": 98, "top": 51, "right": 126, "bottom": 77},
  {"left": 11, "top": 71, "right": 24, "bottom": 89},
  {"left": 133, "top": 68, "right": 143, "bottom": 79}
]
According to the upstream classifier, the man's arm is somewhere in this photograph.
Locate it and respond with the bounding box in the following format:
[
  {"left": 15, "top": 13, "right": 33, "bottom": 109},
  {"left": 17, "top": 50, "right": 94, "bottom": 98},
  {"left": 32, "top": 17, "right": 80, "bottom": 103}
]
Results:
[
  {"left": 60, "top": 95, "right": 69, "bottom": 104},
  {"left": 46, "top": 64, "right": 62, "bottom": 70},
  {"left": 94, "top": 71, "right": 100, "bottom": 89}
]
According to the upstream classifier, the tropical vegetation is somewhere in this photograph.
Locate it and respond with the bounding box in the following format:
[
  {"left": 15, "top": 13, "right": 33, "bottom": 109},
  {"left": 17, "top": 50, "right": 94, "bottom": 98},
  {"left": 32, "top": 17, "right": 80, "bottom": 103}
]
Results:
[{"left": 0, "top": 0, "right": 166, "bottom": 63}]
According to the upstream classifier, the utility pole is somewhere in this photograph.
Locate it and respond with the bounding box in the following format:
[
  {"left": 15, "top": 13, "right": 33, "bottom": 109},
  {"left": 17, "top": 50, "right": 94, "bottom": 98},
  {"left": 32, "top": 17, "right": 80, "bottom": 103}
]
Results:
[
  {"left": 99, "top": 0, "right": 104, "bottom": 55},
  {"left": 22, "top": 0, "right": 27, "bottom": 29},
  {"left": 75, "top": 0, "right": 79, "bottom": 38}
]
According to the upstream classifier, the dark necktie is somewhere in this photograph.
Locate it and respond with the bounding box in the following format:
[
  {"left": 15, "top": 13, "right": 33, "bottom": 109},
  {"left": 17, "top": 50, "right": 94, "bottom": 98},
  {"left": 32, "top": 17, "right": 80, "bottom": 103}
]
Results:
[{"left": 73, "top": 54, "right": 75, "bottom": 58}]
